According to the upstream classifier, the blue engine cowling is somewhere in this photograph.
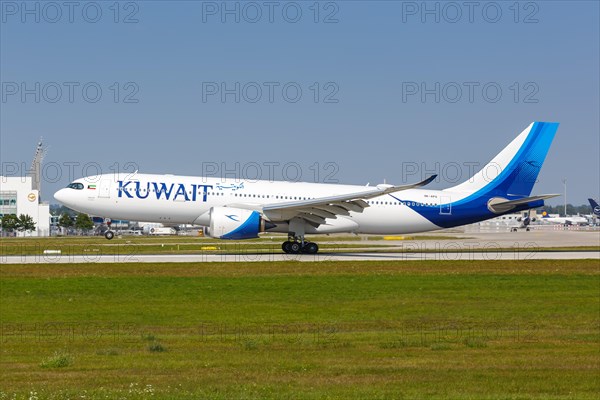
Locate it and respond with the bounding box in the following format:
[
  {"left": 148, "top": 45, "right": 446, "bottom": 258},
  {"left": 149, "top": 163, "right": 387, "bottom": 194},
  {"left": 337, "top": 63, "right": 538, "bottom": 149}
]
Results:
[{"left": 207, "top": 207, "right": 273, "bottom": 240}]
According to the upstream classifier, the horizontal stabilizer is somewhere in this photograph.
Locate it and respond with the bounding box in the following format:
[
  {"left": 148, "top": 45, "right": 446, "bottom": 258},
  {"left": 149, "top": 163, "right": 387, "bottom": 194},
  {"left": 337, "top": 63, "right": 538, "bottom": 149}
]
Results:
[{"left": 487, "top": 194, "right": 560, "bottom": 214}]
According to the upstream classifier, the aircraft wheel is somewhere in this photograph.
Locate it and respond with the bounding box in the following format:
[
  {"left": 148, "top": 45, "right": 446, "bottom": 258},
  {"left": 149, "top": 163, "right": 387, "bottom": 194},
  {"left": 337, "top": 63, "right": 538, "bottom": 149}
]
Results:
[
  {"left": 282, "top": 241, "right": 292, "bottom": 253},
  {"left": 105, "top": 230, "right": 115, "bottom": 240},
  {"left": 526, "top": 227, "right": 530, "bottom": 231},
  {"left": 303, "top": 242, "right": 319, "bottom": 254},
  {"left": 289, "top": 242, "right": 302, "bottom": 254}
]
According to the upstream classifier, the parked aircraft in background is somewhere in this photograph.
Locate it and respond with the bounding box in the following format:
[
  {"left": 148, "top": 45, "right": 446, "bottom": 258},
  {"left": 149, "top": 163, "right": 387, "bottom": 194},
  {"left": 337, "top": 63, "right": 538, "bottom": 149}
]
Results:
[
  {"left": 539, "top": 211, "right": 589, "bottom": 226},
  {"left": 588, "top": 198, "right": 600, "bottom": 218},
  {"left": 508, "top": 210, "right": 536, "bottom": 232}
]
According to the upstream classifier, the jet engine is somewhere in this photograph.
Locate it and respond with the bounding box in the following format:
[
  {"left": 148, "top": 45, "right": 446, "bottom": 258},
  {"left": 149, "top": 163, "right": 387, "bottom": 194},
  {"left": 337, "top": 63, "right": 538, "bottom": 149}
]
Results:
[{"left": 206, "top": 207, "right": 275, "bottom": 239}]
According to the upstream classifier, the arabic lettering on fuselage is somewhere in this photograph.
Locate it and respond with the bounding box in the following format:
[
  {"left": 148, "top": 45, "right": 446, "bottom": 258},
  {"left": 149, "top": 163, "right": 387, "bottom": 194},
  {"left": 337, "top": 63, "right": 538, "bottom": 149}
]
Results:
[
  {"left": 117, "top": 180, "right": 215, "bottom": 202},
  {"left": 216, "top": 182, "right": 244, "bottom": 191}
]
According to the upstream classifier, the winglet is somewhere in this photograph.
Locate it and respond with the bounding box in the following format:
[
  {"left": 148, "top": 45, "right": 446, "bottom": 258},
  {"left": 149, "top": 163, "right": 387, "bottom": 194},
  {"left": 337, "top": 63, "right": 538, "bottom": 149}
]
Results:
[
  {"left": 419, "top": 174, "right": 437, "bottom": 187},
  {"left": 378, "top": 174, "right": 437, "bottom": 195}
]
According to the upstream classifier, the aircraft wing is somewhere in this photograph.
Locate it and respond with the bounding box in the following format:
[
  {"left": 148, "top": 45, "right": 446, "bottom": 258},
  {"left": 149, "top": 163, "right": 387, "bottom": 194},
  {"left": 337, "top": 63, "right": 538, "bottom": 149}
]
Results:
[{"left": 259, "top": 175, "right": 437, "bottom": 226}]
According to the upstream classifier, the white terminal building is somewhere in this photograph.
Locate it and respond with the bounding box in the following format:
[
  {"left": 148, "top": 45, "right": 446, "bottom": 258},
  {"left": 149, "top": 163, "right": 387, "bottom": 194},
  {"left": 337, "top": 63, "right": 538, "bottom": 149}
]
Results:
[{"left": 0, "top": 141, "right": 51, "bottom": 236}]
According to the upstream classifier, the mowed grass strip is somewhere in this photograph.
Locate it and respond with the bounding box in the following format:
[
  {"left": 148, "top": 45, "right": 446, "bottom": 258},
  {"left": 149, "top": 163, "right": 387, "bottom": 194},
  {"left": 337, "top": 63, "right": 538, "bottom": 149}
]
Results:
[
  {"left": 0, "top": 260, "right": 598, "bottom": 399},
  {"left": 1, "top": 259, "right": 598, "bottom": 278}
]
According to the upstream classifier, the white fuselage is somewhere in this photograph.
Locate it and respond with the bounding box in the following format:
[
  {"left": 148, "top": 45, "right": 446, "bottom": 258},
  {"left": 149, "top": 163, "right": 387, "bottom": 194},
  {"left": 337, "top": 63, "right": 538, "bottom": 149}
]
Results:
[
  {"left": 540, "top": 215, "right": 589, "bottom": 226},
  {"left": 55, "top": 173, "right": 464, "bottom": 235}
]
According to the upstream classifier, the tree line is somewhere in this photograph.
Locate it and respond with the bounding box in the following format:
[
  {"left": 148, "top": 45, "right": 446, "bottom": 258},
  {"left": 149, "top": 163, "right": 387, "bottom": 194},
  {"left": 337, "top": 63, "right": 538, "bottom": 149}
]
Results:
[
  {"left": 542, "top": 203, "right": 597, "bottom": 216},
  {"left": 0, "top": 214, "right": 36, "bottom": 234},
  {"left": 56, "top": 212, "right": 94, "bottom": 232},
  {"left": 1, "top": 212, "right": 94, "bottom": 235}
]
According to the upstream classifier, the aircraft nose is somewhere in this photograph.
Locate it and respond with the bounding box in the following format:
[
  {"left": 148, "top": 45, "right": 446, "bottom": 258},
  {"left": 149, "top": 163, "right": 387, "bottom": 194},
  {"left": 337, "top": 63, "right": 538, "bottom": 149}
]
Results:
[{"left": 54, "top": 188, "right": 68, "bottom": 204}]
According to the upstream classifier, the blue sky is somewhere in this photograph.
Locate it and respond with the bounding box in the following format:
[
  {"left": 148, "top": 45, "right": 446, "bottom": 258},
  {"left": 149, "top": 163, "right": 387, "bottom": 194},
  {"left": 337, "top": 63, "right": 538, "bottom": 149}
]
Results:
[{"left": 1, "top": 0, "right": 598, "bottom": 205}]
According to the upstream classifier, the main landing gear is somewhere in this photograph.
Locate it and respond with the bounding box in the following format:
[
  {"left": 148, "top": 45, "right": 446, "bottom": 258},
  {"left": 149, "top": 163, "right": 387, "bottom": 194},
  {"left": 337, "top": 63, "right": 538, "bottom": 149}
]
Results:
[{"left": 282, "top": 235, "right": 319, "bottom": 254}]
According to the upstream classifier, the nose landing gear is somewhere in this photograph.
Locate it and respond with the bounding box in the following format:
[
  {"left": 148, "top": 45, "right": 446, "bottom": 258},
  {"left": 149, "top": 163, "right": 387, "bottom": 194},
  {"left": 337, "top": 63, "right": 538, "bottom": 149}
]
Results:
[{"left": 104, "top": 218, "right": 114, "bottom": 240}]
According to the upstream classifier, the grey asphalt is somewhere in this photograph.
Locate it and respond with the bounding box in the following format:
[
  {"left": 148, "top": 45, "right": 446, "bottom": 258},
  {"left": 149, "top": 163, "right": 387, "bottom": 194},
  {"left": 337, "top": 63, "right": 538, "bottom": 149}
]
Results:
[{"left": 2, "top": 250, "right": 598, "bottom": 264}]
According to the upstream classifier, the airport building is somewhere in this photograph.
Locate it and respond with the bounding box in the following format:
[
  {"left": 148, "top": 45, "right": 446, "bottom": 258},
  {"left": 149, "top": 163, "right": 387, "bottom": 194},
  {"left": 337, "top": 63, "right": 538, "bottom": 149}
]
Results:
[
  {"left": 0, "top": 141, "right": 51, "bottom": 237},
  {"left": 0, "top": 176, "right": 50, "bottom": 236}
]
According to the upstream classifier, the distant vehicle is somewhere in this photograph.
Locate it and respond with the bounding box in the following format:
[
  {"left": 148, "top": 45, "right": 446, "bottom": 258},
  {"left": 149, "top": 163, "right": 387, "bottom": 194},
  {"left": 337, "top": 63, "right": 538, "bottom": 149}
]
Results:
[
  {"left": 122, "top": 230, "right": 143, "bottom": 236},
  {"left": 148, "top": 227, "right": 176, "bottom": 235}
]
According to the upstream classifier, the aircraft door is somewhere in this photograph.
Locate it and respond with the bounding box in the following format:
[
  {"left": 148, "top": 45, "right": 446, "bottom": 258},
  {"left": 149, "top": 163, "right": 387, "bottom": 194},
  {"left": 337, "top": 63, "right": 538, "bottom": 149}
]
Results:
[
  {"left": 99, "top": 179, "right": 111, "bottom": 199},
  {"left": 439, "top": 195, "right": 452, "bottom": 215}
]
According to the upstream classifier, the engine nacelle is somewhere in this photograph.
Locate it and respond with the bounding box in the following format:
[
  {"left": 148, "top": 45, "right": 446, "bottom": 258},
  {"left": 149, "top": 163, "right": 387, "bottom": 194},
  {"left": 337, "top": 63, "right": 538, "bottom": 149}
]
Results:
[{"left": 207, "top": 207, "right": 273, "bottom": 240}]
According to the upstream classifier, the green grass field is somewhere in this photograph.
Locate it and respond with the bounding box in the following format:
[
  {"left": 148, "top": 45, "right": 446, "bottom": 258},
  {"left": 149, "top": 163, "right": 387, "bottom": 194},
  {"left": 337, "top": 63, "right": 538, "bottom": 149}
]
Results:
[{"left": 1, "top": 260, "right": 598, "bottom": 399}]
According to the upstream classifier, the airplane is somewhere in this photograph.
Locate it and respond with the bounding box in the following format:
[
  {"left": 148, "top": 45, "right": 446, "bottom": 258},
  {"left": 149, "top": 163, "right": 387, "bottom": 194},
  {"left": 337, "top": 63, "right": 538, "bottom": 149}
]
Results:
[
  {"left": 508, "top": 210, "right": 536, "bottom": 232},
  {"left": 539, "top": 211, "right": 588, "bottom": 226},
  {"left": 54, "top": 121, "right": 560, "bottom": 254}
]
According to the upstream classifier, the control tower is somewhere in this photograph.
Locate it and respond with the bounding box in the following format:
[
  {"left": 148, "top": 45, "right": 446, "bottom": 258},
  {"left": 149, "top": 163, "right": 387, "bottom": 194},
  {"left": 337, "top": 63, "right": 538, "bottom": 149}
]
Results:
[{"left": 27, "top": 138, "right": 47, "bottom": 202}]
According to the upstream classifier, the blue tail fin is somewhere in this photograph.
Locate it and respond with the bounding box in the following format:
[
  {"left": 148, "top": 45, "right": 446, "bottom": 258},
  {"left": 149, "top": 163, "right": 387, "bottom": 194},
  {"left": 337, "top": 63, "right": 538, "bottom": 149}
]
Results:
[
  {"left": 589, "top": 198, "right": 600, "bottom": 216},
  {"left": 450, "top": 122, "right": 559, "bottom": 198}
]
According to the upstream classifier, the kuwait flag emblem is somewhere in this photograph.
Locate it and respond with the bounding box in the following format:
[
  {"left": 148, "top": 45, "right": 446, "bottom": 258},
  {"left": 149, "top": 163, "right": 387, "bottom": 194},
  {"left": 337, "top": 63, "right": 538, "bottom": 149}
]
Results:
[{"left": 88, "top": 184, "right": 97, "bottom": 190}]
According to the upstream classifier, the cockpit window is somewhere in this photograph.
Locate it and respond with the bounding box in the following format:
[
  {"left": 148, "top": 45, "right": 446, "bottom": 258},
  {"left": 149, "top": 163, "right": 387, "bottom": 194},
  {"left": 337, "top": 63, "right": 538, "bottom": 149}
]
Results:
[{"left": 67, "top": 183, "right": 84, "bottom": 190}]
